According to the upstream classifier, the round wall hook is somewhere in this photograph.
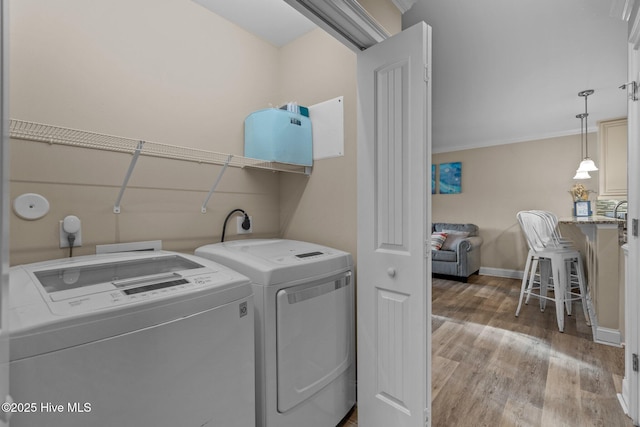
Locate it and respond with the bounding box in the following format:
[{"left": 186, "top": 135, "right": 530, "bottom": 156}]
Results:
[{"left": 13, "top": 193, "right": 50, "bottom": 220}]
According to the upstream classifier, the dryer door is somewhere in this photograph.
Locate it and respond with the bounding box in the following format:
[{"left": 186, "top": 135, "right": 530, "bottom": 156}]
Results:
[{"left": 275, "top": 271, "right": 353, "bottom": 413}]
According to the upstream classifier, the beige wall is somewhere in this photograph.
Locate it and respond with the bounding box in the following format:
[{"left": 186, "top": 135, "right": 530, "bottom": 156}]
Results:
[
  {"left": 275, "top": 1, "right": 401, "bottom": 260},
  {"left": 10, "top": 0, "right": 280, "bottom": 154},
  {"left": 10, "top": 140, "right": 280, "bottom": 265},
  {"left": 359, "top": 0, "right": 402, "bottom": 35},
  {"left": 8, "top": 0, "right": 399, "bottom": 266},
  {"left": 8, "top": 0, "right": 284, "bottom": 265},
  {"left": 433, "top": 132, "right": 596, "bottom": 273},
  {"left": 277, "top": 29, "right": 358, "bottom": 259}
]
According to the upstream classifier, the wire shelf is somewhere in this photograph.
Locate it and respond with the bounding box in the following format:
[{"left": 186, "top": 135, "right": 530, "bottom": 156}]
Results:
[{"left": 9, "top": 119, "right": 310, "bottom": 174}]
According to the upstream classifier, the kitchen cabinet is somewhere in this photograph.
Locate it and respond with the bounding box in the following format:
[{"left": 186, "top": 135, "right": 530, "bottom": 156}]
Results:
[{"left": 598, "top": 118, "right": 628, "bottom": 198}]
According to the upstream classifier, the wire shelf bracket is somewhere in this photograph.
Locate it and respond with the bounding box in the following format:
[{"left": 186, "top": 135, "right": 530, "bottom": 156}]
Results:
[
  {"left": 113, "top": 141, "right": 145, "bottom": 214},
  {"left": 201, "top": 154, "right": 233, "bottom": 214}
]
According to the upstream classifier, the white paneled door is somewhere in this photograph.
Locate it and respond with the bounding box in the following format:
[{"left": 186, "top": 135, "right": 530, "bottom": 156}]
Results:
[
  {"left": 623, "top": 38, "right": 640, "bottom": 425},
  {"left": 357, "top": 22, "right": 432, "bottom": 427}
]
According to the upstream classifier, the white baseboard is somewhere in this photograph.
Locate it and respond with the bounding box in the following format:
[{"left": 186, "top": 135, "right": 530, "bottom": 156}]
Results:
[
  {"left": 617, "top": 392, "right": 629, "bottom": 416},
  {"left": 479, "top": 267, "right": 522, "bottom": 279},
  {"left": 595, "top": 326, "right": 623, "bottom": 347}
]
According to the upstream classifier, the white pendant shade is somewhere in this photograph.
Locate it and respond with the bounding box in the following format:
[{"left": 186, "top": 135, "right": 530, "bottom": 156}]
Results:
[
  {"left": 577, "top": 158, "right": 598, "bottom": 172},
  {"left": 573, "top": 169, "right": 591, "bottom": 179},
  {"left": 572, "top": 90, "right": 597, "bottom": 179}
]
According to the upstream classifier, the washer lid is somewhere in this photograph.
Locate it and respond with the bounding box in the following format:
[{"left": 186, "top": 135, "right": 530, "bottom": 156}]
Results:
[
  {"left": 195, "top": 239, "right": 353, "bottom": 286},
  {"left": 9, "top": 251, "right": 252, "bottom": 360}
]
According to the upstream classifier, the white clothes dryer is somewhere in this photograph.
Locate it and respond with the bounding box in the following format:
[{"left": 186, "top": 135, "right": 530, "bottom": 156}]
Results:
[
  {"left": 8, "top": 250, "right": 255, "bottom": 427},
  {"left": 195, "top": 239, "right": 355, "bottom": 427}
]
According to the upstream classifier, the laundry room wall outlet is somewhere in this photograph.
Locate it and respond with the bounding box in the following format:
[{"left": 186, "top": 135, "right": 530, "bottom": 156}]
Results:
[
  {"left": 60, "top": 216, "right": 83, "bottom": 248},
  {"left": 237, "top": 216, "right": 253, "bottom": 234}
]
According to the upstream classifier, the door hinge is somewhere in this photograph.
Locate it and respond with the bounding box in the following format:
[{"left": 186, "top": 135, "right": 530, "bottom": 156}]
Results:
[
  {"left": 633, "top": 218, "right": 638, "bottom": 237},
  {"left": 424, "top": 407, "right": 430, "bottom": 427},
  {"left": 633, "top": 353, "right": 638, "bottom": 372},
  {"left": 620, "top": 81, "right": 639, "bottom": 101},
  {"left": 424, "top": 65, "right": 430, "bottom": 82}
]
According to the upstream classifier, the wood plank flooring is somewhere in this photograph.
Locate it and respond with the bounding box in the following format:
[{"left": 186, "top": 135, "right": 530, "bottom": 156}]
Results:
[{"left": 340, "top": 274, "right": 632, "bottom": 427}]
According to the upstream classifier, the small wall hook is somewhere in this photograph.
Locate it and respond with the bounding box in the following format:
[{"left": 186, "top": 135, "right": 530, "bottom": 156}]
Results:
[{"left": 619, "top": 81, "right": 639, "bottom": 101}]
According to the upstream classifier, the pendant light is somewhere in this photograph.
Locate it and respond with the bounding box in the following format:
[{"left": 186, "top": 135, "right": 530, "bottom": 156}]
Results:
[
  {"left": 573, "top": 112, "right": 591, "bottom": 179},
  {"left": 574, "top": 170, "right": 591, "bottom": 179},
  {"left": 576, "top": 89, "right": 598, "bottom": 173}
]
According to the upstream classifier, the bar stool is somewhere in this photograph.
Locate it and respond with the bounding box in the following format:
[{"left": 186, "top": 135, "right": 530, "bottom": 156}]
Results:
[
  {"left": 518, "top": 211, "right": 564, "bottom": 308},
  {"left": 515, "top": 210, "right": 589, "bottom": 332},
  {"left": 534, "top": 211, "right": 588, "bottom": 320}
]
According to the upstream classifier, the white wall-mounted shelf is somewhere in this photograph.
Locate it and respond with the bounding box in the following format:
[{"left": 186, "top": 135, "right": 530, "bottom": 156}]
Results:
[
  {"left": 9, "top": 119, "right": 311, "bottom": 213},
  {"left": 9, "top": 120, "right": 310, "bottom": 173}
]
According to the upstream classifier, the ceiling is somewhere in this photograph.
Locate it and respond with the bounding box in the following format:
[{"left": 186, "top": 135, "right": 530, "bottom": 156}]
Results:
[
  {"left": 403, "top": 0, "right": 629, "bottom": 153},
  {"left": 195, "top": 0, "right": 629, "bottom": 154},
  {"left": 191, "top": 0, "right": 316, "bottom": 47}
]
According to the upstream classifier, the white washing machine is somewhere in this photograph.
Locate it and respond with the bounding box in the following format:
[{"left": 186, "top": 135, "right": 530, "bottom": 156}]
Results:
[
  {"left": 8, "top": 250, "right": 255, "bottom": 427},
  {"left": 195, "top": 239, "right": 355, "bottom": 427}
]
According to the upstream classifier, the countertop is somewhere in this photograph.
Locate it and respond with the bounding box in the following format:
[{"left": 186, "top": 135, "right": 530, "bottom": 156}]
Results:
[
  {"left": 558, "top": 215, "right": 622, "bottom": 225},
  {"left": 559, "top": 215, "right": 627, "bottom": 244}
]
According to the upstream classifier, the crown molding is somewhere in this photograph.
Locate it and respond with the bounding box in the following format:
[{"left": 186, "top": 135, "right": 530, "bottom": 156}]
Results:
[{"left": 392, "top": 0, "right": 416, "bottom": 14}]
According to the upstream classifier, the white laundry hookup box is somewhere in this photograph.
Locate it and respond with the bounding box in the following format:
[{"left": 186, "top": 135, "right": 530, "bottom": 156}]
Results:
[{"left": 244, "top": 108, "right": 313, "bottom": 166}]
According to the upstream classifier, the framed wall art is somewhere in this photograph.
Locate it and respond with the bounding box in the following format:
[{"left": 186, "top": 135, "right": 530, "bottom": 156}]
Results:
[{"left": 439, "top": 162, "right": 461, "bottom": 194}]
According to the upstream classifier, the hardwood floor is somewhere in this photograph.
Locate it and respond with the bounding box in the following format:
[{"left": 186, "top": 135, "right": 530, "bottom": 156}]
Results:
[{"left": 340, "top": 274, "right": 632, "bottom": 427}]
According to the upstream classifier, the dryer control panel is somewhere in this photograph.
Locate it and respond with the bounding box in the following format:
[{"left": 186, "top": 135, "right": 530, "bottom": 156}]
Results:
[
  {"left": 294, "top": 251, "right": 324, "bottom": 259},
  {"left": 273, "top": 250, "right": 336, "bottom": 264}
]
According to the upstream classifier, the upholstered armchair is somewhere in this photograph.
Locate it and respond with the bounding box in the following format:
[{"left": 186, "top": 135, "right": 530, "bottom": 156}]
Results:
[{"left": 431, "top": 223, "right": 483, "bottom": 282}]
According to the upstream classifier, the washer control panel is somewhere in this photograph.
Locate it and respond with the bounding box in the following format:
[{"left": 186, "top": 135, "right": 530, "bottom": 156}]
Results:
[
  {"left": 28, "top": 254, "right": 232, "bottom": 315},
  {"left": 103, "top": 273, "right": 221, "bottom": 305}
]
